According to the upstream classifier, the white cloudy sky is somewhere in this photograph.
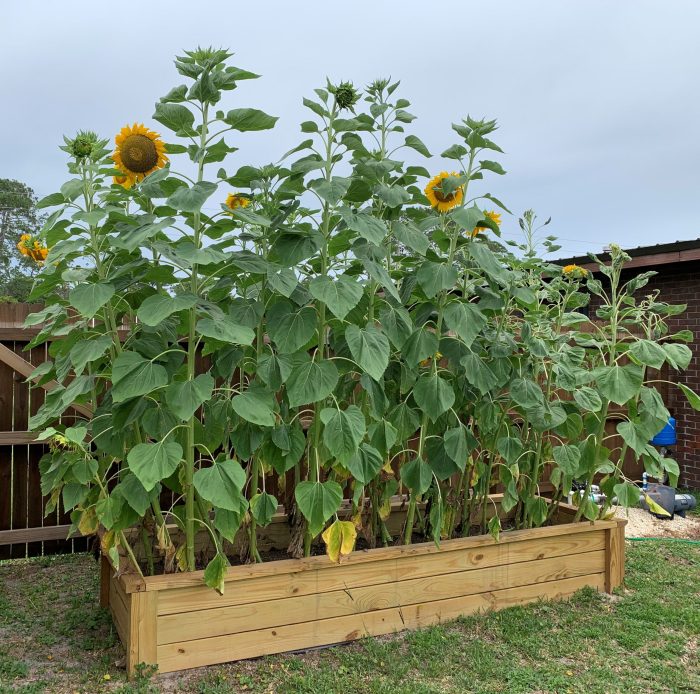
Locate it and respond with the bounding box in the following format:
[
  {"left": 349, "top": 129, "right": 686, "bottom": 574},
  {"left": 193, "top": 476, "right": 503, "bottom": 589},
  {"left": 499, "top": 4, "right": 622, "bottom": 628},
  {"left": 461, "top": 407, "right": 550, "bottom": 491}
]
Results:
[{"left": 2, "top": 0, "right": 699, "bottom": 258}]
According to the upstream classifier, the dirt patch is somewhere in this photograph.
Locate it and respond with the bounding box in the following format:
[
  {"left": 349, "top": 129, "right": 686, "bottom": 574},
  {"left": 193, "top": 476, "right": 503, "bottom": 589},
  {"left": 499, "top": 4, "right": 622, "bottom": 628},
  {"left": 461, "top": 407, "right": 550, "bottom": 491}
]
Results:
[{"left": 615, "top": 506, "right": 700, "bottom": 540}]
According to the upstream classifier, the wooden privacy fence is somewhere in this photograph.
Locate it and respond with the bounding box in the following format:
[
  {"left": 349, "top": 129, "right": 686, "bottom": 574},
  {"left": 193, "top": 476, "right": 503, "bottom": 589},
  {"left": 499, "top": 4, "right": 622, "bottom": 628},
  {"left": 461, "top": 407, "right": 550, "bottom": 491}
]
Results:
[
  {"left": 0, "top": 303, "right": 92, "bottom": 558},
  {"left": 0, "top": 302, "right": 651, "bottom": 559}
]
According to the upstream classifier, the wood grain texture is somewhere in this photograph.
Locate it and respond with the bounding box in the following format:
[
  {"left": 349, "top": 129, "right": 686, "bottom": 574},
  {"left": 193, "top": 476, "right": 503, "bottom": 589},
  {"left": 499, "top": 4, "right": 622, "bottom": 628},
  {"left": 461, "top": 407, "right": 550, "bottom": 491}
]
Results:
[
  {"left": 126, "top": 516, "right": 620, "bottom": 595},
  {"left": 156, "top": 549, "right": 605, "bottom": 644},
  {"left": 155, "top": 572, "right": 606, "bottom": 673},
  {"left": 156, "top": 531, "right": 606, "bottom": 616}
]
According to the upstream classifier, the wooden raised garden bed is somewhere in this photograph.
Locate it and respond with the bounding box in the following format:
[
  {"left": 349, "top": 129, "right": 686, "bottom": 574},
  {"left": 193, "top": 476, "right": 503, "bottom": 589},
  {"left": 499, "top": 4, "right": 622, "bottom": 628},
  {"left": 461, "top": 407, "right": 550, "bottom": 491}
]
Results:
[{"left": 101, "top": 501, "right": 626, "bottom": 676}]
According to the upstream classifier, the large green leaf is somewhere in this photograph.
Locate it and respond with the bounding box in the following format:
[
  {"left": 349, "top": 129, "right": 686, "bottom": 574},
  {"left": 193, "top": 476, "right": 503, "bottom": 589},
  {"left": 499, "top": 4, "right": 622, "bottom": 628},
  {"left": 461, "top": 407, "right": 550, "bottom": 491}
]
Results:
[
  {"left": 166, "top": 181, "right": 218, "bottom": 213},
  {"left": 340, "top": 208, "right": 387, "bottom": 245},
  {"left": 678, "top": 382, "right": 700, "bottom": 411},
  {"left": 111, "top": 351, "right": 169, "bottom": 403},
  {"left": 345, "top": 325, "right": 390, "bottom": 381},
  {"left": 628, "top": 340, "right": 667, "bottom": 369},
  {"left": 231, "top": 388, "right": 276, "bottom": 427},
  {"left": 552, "top": 445, "right": 581, "bottom": 476},
  {"left": 573, "top": 387, "right": 603, "bottom": 412},
  {"left": 413, "top": 373, "right": 455, "bottom": 422},
  {"left": 137, "top": 293, "right": 198, "bottom": 327},
  {"left": 127, "top": 440, "right": 183, "bottom": 492},
  {"left": 295, "top": 480, "right": 343, "bottom": 536},
  {"left": 663, "top": 343, "right": 692, "bottom": 370},
  {"left": 595, "top": 364, "right": 643, "bottom": 405},
  {"left": 345, "top": 443, "right": 383, "bottom": 485},
  {"left": 196, "top": 316, "right": 255, "bottom": 345},
  {"left": 461, "top": 352, "right": 498, "bottom": 395},
  {"left": 69, "top": 283, "right": 114, "bottom": 318},
  {"left": 224, "top": 108, "right": 278, "bottom": 131},
  {"left": 443, "top": 301, "right": 486, "bottom": 347},
  {"left": 509, "top": 378, "right": 544, "bottom": 409},
  {"left": 403, "top": 324, "right": 439, "bottom": 365},
  {"left": 400, "top": 456, "right": 432, "bottom": 494},
  {"left": 308, "top": 276, "right": 363, "bottom": 320},
  {"left": 69, "top": 335, "right": 112, "bottom": 375},
  {"left": 193, "top": 458, "right": 247, "bottom": 511},
  {"left": 287, "top": 360, "right": 339, "bottom": 407},
  {"left": 309, "top": 177, "right": 351, "bottom": 205},
  {"left": 250, "top": 492, "right": 278, "bottom": 526},
  {"left": 267, "top": 301, "right": 317, "bottom": 353},
  {"left": 153, "top": 102, "right": 196, "bottom": 135},
  {"left": 320, "top": 406, "right": 366, "bottom": 463},
  {"left": 166, "top": 374, "right": 215, "bottom": 421},
  {"left": 392, "top": 220, "right": 429, "bottom": 255},
  {"left": 379, "top": 305, "right": 413, "bottom": 349},
  {"left": 416, "top": 262, "right": 458, "bottom": 299}
]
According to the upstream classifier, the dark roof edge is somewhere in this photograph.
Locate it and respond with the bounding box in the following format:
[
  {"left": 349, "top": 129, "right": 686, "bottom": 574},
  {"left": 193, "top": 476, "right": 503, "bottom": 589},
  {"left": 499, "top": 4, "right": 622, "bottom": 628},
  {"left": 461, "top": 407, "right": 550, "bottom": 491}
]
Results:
[{"left": 552, "top": 237, "right": 700, "bottom": 268}]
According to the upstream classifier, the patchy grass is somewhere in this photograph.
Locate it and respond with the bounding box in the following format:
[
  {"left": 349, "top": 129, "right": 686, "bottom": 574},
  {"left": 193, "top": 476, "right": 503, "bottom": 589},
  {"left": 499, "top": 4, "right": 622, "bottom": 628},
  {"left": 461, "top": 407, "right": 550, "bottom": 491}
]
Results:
[{"left": 0, "top": 542, "right": 698, "bottom": 693}]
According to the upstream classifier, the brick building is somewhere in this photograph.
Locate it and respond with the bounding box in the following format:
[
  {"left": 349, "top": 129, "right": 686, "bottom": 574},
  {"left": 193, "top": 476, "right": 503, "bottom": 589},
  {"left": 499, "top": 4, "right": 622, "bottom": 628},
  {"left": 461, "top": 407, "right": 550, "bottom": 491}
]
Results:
[{"left": 556, "top": 239, "right": 700, "bottom": 489}]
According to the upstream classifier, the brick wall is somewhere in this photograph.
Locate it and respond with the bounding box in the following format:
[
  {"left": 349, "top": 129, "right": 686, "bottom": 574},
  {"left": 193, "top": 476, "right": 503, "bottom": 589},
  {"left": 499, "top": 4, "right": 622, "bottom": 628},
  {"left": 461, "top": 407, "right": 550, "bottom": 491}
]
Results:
[{"left": 589, "top": 260, "right": 700, "bottom": 489}]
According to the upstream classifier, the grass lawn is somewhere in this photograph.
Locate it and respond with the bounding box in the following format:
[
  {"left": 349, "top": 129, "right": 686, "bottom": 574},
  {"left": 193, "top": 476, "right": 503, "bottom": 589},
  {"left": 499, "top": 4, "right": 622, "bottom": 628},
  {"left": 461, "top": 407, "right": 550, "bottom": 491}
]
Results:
[{"left": 0, "top": 540, "right": 698, "bottom": 694}]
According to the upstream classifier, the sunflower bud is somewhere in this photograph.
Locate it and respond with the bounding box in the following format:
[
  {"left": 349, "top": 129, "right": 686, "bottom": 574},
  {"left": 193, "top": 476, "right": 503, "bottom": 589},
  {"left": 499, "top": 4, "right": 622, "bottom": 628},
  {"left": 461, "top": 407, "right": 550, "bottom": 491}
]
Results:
[
  {"left": 63, "top": 130, "right": 100, "bottom": 160},
  {"left": 330, "top": 81, "right": 360, "bottom": 111}
]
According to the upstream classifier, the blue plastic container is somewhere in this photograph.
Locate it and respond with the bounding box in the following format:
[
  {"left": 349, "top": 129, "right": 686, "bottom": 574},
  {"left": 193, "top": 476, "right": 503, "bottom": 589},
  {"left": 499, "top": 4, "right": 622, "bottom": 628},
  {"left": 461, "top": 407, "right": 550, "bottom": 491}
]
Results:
[{"left": 651, "top": 417, "right": 676, "bottom": 446}]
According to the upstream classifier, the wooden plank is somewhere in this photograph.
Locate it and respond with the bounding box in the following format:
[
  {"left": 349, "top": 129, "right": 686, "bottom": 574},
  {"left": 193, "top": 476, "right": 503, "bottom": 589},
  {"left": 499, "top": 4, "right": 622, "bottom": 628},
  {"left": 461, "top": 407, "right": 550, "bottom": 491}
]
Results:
[
  {"left": 127, "top": 591, "right": 158, "bottom": 675},
  {"left": 605, "top": 522, "right": 626, "bottom": 591},
  {"left": 0, "top": 343, "right": 92, "bottom": 417},
  {"left": 109, "top": 573, "right": 130, "bottom": 647},
  {"left": 157, "top": 549, "right": 605, "bottom": 644},
  {"left": 156, "top": 531, "right": 606, "bottom": 616},
  {"left": 0, "top": 431, "right": 43, "bottom": 445},
  {"left": 155, "top": 572, "right": 605, "bottom": 673},
  {"left": 128, "top": 517, "right": 619, "bottom": 594},
  {"left": 0, "top": 524, "right": 82, "bottom": 545}
]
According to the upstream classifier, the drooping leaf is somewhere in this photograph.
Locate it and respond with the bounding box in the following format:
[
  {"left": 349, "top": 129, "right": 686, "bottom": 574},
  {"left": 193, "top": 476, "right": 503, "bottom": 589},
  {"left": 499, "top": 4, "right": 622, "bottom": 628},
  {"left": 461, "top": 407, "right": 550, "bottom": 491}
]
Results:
[
  {"left": 308, "top": 276, "right": 363, "bottom": 321},
  {"left": 166, "top": 374, "right": 215, "bottom": 422},
  {"left": 413, "top": 373, "right": 455, "bottom": 422},
  {"left": 400, "top": 456, "right": 432, "bottom": 495},
  {"left": 267, "top": 301, "right": 317, "bottom": 353},
  {"left": 596, "top": 364, "right": 643, "bottom": 405},
  {"left": 322, "top": 519, "right": 357, "bottom": 563},
  {"left": 69, "top": 283, "right": 115, "bottom": 319},
  {"left": 127, "top": 440, "right": 183, "bottom": 492},
  {"left": 250, "top": 492, "right": 278, "bottom": 526},
  {"left": 345, "top": 325, "right": 390, "bottom": 381},
  {"left": 193, "top": 458, "right": 247, "bottom": 512},
  {"left": 286, "top": 360, "right": 339, "bottom": 408},
  {"left": 231, "top": 388, "right": 277, "bottom": 427},
  {"left": 204, "top": 552, "right": 230, "bottom": 595},
  {"left": 320, "top": 406, "right": 366, "bottom": 463},
  {"left": 111, "top": 352, "right": 168, "bottom": 403},
  {"left": 295, "top": 480, "right": 343, "bottom": 537},
  {"left": 196, "top": 317, "right": 255, "bottom": 346}
]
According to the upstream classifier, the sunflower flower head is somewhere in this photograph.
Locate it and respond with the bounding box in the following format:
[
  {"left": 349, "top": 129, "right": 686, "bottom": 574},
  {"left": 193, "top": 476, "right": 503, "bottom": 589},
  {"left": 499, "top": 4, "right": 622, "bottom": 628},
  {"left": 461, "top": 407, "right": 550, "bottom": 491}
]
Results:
[
  {"left": 472, "top": 210, "right": 502, "bottom": 237},
  {"left": 112, "top": 123, "right": 168, "bottom": 184},
  {"left": 113, "top": 174, "right": 136, "bottom": 189},
  {"left": 424, "top": 172, "right": 464, "bottom": 213},
  {"left": 562, "top": 264, "right": 588, "bottom": 280},
  {"left": 329, "top": 81, "right": 360, "bottom": 111},
  {"left": 225, "top": 193, "right": 250, "bottom": 211},
  {"left": 17, "top": 234, "right": 48, "bottom": 264}
]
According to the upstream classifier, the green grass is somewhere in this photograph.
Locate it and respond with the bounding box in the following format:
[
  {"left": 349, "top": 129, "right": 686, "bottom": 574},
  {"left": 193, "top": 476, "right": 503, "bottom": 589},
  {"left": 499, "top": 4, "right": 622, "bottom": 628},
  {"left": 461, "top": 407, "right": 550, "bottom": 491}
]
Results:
[{"left": 0, "top": 542, "right": 698, "bottom": 693}]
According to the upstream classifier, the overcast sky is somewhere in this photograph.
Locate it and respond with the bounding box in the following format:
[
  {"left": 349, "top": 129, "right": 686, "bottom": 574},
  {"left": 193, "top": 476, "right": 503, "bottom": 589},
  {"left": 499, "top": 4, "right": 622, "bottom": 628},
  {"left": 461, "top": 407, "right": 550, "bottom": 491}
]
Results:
[{"left": 2, "top": 0, "right": 699, "bottom": 258}]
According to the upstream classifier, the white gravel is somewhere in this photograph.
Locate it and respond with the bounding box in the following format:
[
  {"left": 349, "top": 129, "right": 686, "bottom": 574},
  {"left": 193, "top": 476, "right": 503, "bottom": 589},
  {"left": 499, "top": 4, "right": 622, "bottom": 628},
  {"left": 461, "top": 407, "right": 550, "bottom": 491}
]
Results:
[{"left": 614, "top": 506, "right": 700, "bottom": 539}]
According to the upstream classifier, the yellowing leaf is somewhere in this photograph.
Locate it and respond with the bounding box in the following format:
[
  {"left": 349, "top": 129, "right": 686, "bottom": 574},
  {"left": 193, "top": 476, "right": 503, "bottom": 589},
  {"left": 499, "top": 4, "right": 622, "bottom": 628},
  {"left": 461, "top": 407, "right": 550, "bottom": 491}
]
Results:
[
  {"left": 322, "top": 519, "right": 357, "bottom": 563},
  {"left": 351, "top": 510, "right": 363, "bottom": 529},
  {"left": 645, "top": 494, "right": 671, "bottom": 517},
  {"left": 77, "top": 506, "right": 98, "bottom": 535},
  {"left": 378, "top": 498, "right": 392, "bottom": 521},
  {"left": 381, "top": 460, "right": 394, "bottom": 475}
]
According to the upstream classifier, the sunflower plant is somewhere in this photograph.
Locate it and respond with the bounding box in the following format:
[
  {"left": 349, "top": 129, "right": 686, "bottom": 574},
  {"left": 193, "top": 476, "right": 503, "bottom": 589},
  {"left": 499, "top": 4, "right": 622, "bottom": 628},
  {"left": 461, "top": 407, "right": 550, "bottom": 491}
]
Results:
[{"left": 27, "top": 48, "right": 699, "bottom": 592}]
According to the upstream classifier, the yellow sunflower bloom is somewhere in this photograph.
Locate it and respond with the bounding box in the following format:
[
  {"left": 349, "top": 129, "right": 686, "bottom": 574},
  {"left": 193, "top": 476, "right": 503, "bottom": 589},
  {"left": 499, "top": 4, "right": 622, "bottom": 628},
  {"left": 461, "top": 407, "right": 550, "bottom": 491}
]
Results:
[
  {"left": 225, "top": 193, "right": 250, "bottom": 211},
  {"left": 472, "top": 210, "right": 502, "bottom": 237},
  {"left": 562, "top": 264, "right": 588, "bottom": 279},
  {"left": 112, "top": 123, "right": 168, "bottom": 184},
  {"left": 113, "top": 174, "right": 136, "bottom": 189},
  {"left": 424, "top": 172, "right": 464, "bottom": 213},
  {"left": 17, "top": 234, "right": 49, "bottom": 264}
]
